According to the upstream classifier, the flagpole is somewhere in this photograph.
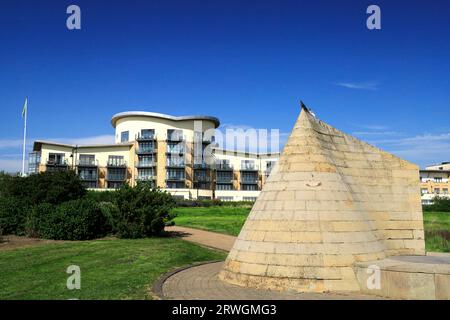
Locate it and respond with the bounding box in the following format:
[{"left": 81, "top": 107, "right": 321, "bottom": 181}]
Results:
[{"left": 22, "top": 98, "right": 27, "bottom": 177}]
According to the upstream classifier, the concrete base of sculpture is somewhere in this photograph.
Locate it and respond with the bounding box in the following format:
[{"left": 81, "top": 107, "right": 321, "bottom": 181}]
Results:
[
  {"left": 354, "top": 252, "right": 450, "bottom": 299},
  {"left": 219, "top": 252, "right": 450, "bottom": 299}
]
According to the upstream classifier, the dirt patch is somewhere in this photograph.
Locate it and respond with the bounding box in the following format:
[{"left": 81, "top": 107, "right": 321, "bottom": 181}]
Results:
[{"left": 0, "top": 235, "right": 65, "bottom": 251}]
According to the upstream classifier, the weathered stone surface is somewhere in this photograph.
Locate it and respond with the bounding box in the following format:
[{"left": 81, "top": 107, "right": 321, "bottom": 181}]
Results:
[{"left": 219, "top": 105, "right": 426, "bottom": 293}]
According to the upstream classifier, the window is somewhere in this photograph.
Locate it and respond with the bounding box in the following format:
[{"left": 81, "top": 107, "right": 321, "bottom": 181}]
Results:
[
  {"left": 167, "top": 142, "right": 185, "bottom": 154},
  {"left": 216, "top": 171, "right": 233, "bottom": 183},
  {"left": 28, "top": 152, "right": 41, "bottom": 174},
  {"left": 217, "top": 196, "right": 233, "bottom": 202},
  {"left": 166, "top": 169, "right": 185, "bottom": 180},
  {"left": 421, "top": 188, "right": 428, "bottom": 194},
  {"left": 241, "top": 160, "right": 255, "bottom": 170},
  {"left": 78, "top": 167, "right": 97, "bottom": 181},
  {"left": 140, "top": 129, "right": 155, "bottom": 139},
  {"left": 121, "top": 131, "right": 129, "bottom": 142},
  {"left": 242, "top": 184, "right": 258, "bottom": 191},
  {"left": 434, "top": 177, "right": 443, "bottom": 183},
  {"left": 434, "top": 188, "right": 440, "bottom": 194},
  {"left": 107, "top": 168, "right": 126, "bottom": 181},
  {"left": 216, "top": 183, "right": 232, "bottom": 190},
  {"left": 48, "top": 153, "right": 65, "bottom": 165},
  {"left": 443, "top": 188, "right": 449, "bottom": 195},
  {"left": 108, "top": 155, "right": 125, "bottom": 166},
  {"left": 79, "top": 154, "right": 95, "bottom": 166},
  {"left": 243, "top": 197, "right": 257, "bottom": 202},
  {"left": 108, "top": 181, "right": 124, "bottom": 189},
  {"left": 137, "top": 168, "right": 155, "bottom": 180},
  {"left": 167, "top": 129, "right": 183, "bottom": 141},
  {"left": 166, "top": 181, "right": 185, "bottom": 189},
  {"left": 241, "top": 172, "right": 258, "bottom": 183}
]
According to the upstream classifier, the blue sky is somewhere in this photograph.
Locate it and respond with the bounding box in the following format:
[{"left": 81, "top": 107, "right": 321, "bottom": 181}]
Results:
[{"left": 1, "top": 0, "right": 449, "bottom": 172}]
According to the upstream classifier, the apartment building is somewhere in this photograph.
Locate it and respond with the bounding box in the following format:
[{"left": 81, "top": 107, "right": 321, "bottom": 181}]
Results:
[
  {"left": 29, "top": 111, "right": 279, "bottom": 201},
  {"left": 419, "top": 162, "right": 450, "bottom": 205}
]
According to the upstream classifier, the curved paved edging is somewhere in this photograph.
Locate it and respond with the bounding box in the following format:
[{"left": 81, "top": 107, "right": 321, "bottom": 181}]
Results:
[
  {"left": 157, "top": 261, "right": 384, "bottom": 300},
  {"left": 166, "top": 226, "right": 236, "bottom": 252},
  {"left": 151, "top": 260, "right": 223, "bottom": 300}
]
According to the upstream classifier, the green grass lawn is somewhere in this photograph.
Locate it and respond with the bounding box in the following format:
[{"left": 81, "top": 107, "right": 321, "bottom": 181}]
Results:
[
  {"left": 424, "top": 211, "right": 450, "bottom": 252},
  {"left": 173, "top": 206, "right": 250, "bottom": 236},
  {"left": 0, "top": 237, "right": 225, "bottom": 300},
  {"left": 174, "top": 206, "right": 450, "bottom": 252}
]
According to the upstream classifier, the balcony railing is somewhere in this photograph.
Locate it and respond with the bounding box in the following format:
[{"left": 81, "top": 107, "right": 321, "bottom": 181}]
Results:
[
  {"left": 194, "top": 163, "right": 210, "bottom": 169},
  {"left": 136, "top": 147, "right": 156, "bottom": 154},
  {"left": 240, "top": 164, "right": 259, "bottom": 171},
  {"left": 136, "top": 160, "right": 157, "bottom": 168},
  {"left": 166, "top": 161, "right": 185, "bottom": 168},
  {"left": 216, "top": 176, "right": 233, "bottom": 183},
  {"left": 106, "top": 173, "right": 126, "bottom": 181},
  {"left": 107, "top": 160, "right": 127, "bottom": 167},
  {"left": 136, "top": 175, "right": 156, "bottom": 181},
  {"left": 166, "top": 133, "right": 185, "bottom": 142},
  {"left": 166, "top": 175, "right": 185, "bottom": 181},
  {"left": 77, "top": 159, "right": 98, "bottom": 167},
  {"left": 136, "top": 133, "right": 156, "bottom": 141},
  {"left": 241, "top": 178, "right": 259, "bottom": 184},
  {"left": 194, "top": 175, "right": 211, "bottom": 182},
  {"left": 79, "top": 174, "right": 98, "bottom": 181},
  {"left": 215, "top": 163, "right": 233, "bottom": 171},
  {"left": 46, "top": 159, "right": 68, "bottom": 166}
]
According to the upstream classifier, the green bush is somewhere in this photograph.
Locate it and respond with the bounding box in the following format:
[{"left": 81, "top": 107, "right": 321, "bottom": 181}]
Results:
[
  {"left": 85, "top": 190, "right": 117, "bottom": 203},
  {"left": 0, "top": 171, "right": 86, "bottom": 206},
  {"left": 26, "top": 199, "right": 110, "bottom": 240},
  {"left": 0, "top": 196, "right": 30, "bottom": 235},
  {"left": 113, "top": 185, "right": 176, "bottom": 238},
  {"left": 423, "top": 197, "right": 450, "bottom": 212}
]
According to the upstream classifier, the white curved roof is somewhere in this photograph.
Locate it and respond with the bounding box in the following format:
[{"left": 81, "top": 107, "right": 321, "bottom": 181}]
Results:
[{"left": 111, "top": 111, "right": 220, "bottom": 128}]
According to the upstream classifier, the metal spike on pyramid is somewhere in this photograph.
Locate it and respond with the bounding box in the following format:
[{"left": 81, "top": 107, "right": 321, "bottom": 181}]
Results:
[{"left": 219, "top": 103, "right": 425, "bottom": 293}]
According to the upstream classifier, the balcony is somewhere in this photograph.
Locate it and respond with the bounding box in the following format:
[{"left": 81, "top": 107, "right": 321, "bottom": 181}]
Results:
[
  {"left": 240, "top": 177, "right": 259, "bottom": 184},
  {"left": 216, "top": 176, "right": 233, "bottom": 184},
  {"left": 215, "top": 163, "right": 233, "bottom": 171},
  {"left": 135, "top": 160, "right": 157, "bottom": 168},
  {"left": 136, "top": 147, "right": 156, "bottom": 155},
  {"left": 240, "top": 164, "right": 259, "bottom": 172},
  {"left": 194, "top": 162, "right": 210, "bottom": 169},
  {"left": 166, "top": 175, "right": 185, "bottom": 181},
  {"left": 166, "top": 161, "right": 185, "bottom": 168},
  {"left": 136, "top": 133, "right": 156, "bottom": 141},
  {"left": 107, "top": 160, "right": 127, "bottom": 167},
  {"left": 194, "top": 175, "right": 211, "bottom": 182},
  {"left": 106, "top": 173, "right": 126, "bottom": 181},
  {"left": 79, "top": 173, "right": 98, "bottom": 181},
  {"left": 166, "top": 144, "right": 185, "bottom": 155},
  {"left": 136, "top": 175, "right": 156, "bottom": 182},
  {"left": 166, "top": 133, "right": 185, "bottom": 142},
  {"left": 46, "top": 159, "right": 68, "bottom": 167},
  {"left": 77, "top": 159, "right": 98, "bottom": 167}
]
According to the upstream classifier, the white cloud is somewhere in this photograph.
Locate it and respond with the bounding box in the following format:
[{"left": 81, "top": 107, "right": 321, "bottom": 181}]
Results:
[
  {"left": 334, "top": 81, "right": 379, "bottom": 90},
  {"left": 53, "top": 134, "right": 115, "bottom": 146},
  {"left": 368, "top": 132, "right": 450, "bottom": 168}
]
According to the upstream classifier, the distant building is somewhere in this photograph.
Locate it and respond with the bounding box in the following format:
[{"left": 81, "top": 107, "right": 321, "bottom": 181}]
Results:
[
  {"left": 419, "top": 162, "right": 450, "bottom": 205},
  {"left": 29, "top": 111, "right": 279, "bottom": 201}
]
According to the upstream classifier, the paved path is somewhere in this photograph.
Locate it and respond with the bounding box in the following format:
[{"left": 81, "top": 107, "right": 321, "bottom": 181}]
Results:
[
  {"left": 166, "top": 226, "right": 236, "bottom": 251},
  {"left": 161, "top": 261, "right": 384, "bottom": 300}
]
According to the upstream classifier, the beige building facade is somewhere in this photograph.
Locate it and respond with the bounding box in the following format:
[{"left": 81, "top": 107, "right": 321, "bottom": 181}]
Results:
[
  {"left": 419, "top": 162, "right": 450, "bottom": 205},
  {"left": 29, "top": 111, "right": 279, "bottom": 200}
]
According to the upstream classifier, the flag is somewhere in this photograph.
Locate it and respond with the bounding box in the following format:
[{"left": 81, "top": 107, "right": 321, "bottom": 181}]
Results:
[{"left": 22, "top": 97, "right": 27, "bottom": 118}]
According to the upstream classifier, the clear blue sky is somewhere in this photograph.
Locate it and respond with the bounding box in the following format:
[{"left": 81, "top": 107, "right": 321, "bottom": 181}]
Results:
[{"left": 1, "top": 0, "right": 449, "bottom": 171}]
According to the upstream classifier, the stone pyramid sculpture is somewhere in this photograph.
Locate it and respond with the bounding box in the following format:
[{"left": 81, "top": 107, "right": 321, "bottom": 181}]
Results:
[{"left": 219, "top": 104, "right": 425, "bottom": 292}]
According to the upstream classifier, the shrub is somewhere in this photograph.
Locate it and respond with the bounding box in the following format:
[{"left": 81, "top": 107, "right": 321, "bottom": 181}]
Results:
[
  {"left": 0, "top": 196, "right": 30, "bottom": 235},
  {"left": 113, "top": 185, "right": 176, "bottom": 238},
  {"left": 0, "top": 171, "right": 86, "bottom": 206},
  {"left": 85, "top": 190, "right": 117, "bottom": 203},
  {"left": 26, "top": 199, "right": 110, "bottom": 240},
  {"left": 423, "top": 197, "right": 450, "bottom": 212}
]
